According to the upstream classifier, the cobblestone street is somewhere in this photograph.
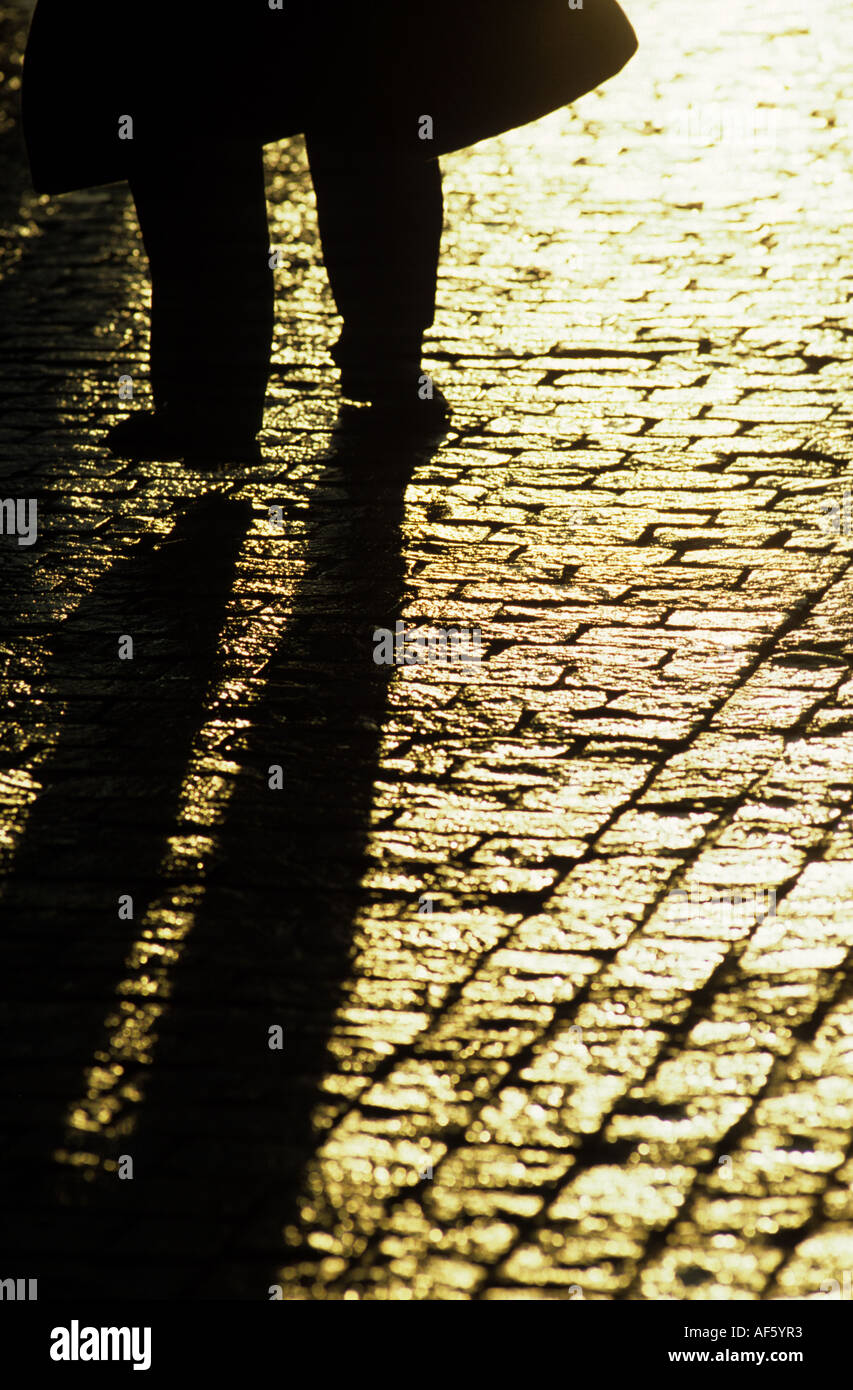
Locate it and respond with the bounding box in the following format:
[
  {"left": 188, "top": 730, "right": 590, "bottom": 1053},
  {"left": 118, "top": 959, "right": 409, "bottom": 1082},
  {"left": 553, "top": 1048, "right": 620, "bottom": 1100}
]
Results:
[{"left": 3, "top": 0, "right": 853, "bottom": 1301}]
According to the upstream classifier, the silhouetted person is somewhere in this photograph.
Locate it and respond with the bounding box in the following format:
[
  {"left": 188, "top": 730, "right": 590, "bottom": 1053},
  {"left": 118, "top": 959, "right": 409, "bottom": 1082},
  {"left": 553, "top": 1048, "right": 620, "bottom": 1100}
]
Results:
[{"left": 22, "top": 1, "right": 637, "bottom": 464}]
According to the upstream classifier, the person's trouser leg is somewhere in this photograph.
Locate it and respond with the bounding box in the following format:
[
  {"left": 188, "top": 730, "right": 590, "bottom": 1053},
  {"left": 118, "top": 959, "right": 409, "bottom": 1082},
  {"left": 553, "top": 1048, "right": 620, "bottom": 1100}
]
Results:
[
  {"left": 305, "top": 137, "right": 443, "bottom": 384},
  {"left": 128, "top": 140, "right": 274, "bottom": 440}
]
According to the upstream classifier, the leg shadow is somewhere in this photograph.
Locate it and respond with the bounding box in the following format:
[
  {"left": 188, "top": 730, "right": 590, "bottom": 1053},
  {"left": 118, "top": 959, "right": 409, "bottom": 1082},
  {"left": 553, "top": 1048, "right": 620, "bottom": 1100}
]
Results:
[
  {"left": 0, "top": 495, "right": 252, "bottom": 1281},
  {"left": 116, "top": 419, "right": 441, "bottom": 1298},
  {"left": 2, "top": 412, "right": 444, "bottom": 1298}
]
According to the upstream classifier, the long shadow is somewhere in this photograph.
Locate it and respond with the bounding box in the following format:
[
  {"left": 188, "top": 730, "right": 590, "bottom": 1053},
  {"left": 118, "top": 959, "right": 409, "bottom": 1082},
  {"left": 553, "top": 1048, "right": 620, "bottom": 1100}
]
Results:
[
  {"left": 0, "top": 494, "right": 252, "bottom": 1281},
  {"left": 1, "top": 413, "right": 442, "bottom": 1299},
  {"left": 117, "top": 421, "right": 438, "bottom": 1299}
]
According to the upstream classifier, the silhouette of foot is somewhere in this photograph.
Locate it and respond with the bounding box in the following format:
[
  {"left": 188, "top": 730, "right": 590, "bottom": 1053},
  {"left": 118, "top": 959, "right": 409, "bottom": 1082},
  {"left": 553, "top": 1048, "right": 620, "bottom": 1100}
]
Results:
[
  {"left": 339, "top": 367, "right": 450, "bottom": 429},
  {"left": 370, "top": 385, "right": 450, "bottom": 432},
  {"left": 332, "top": 328, "right": 450, "bottom": 428},
  {"left": 105, "top": 411, "right": 261, "bottom": 465}
]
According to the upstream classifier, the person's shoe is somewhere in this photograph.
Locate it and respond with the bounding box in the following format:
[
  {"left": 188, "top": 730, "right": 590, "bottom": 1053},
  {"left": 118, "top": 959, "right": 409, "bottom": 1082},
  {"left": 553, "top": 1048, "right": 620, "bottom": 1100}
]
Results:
[
  {"left": 372, "top": 383, "right": 450, "bottom": 433},
  {"left": 105, "top": 411, "right": 260, "bottom": 465},
  {"left": 333, "top": 329, "right": 450, "bottom": 429},
  {"left": 105, "top": 411, "right": 184, "bottom": 460},
  {"left": 339, "top": 366, "right": 450, "bottom": 430}
]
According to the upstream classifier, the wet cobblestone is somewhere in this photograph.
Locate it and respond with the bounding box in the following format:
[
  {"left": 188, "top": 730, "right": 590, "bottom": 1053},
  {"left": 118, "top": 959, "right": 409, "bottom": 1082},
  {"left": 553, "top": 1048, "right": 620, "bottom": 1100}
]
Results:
[{"left": 3, "top": 0, "right": 853, "bottom": 1300}]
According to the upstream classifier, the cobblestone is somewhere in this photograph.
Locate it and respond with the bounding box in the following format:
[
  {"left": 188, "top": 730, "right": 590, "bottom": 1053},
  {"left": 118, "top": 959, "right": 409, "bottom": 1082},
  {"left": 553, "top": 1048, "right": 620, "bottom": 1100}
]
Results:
[{"left": 2, "top": 0, "right": 853, "bottom": 1301}]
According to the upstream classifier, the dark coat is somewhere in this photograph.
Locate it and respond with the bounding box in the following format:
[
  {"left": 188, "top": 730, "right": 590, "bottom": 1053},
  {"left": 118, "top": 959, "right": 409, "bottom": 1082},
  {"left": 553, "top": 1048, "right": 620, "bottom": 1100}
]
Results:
[{"left": 22, "top": 1, "right": 637, "bottom": 194}]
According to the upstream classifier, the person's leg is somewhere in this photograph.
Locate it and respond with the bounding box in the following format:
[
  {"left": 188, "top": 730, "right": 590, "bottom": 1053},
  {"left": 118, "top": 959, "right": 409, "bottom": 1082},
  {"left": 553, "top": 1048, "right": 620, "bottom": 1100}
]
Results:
[
  {"left": 112, "top": 139, "right": 273, "bottom": 457},
  {"left": 305, "top": 136, "right": 444, "bottom": 404}
]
